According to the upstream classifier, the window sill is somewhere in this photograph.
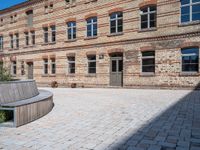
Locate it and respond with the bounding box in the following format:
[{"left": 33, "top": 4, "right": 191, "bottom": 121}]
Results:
[
  {"left": 41, "top": 43, "right": 49, "bottom": 46},
  {"left": 66, "top": 74, "right": 76, "bottom": 77},
  {"left": 107, "top": 32, "right": 123, "bottom": 37},
  {"left": 138, "top": 28, "right": 157, "bottom": 33},
  {"left": 65, "top": 3, "right": 76, "bottom": 9},
  {"left": 23, "top": 45, "right": 35, "bottom": 48},
  {"left": 179, "top": 72, "right": 199, "bottom": 77},
  {"left": 48, "top": 42, "right": 56, "bottom": 45},
  {"left": 140, "top": 73, "right": 155, "bottom": 77},
  {"left": 42, "top": 74, "right": 49, "bottom": 77},
  {"left": 179, "top": 21, "right": 200, "bottom": 27},
  {"left": 64, "top": 39, "right": 77, "bottom": 43},
  {"left": 49, "top": 74, "right": 56, "bottom": 77},
  {"left": 13, "top": 48, "right": 19, "bottom": 50},
  {"left": 41, "top": 42, "right": 56, "bottom": 46},
  {"left": 84, "top": 36, "right": 98, "bottom": 40},
  {"left": 85, "top": 74, "right": 96, "bottom": 77}
]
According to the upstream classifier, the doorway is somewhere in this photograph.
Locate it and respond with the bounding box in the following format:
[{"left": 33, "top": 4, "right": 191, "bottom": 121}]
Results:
[
  {"left": 110, "top": 54, "right": 123, "bottom": 86},
  {"left": 27, "top": 62, "right": 33, "bottom": 79}
]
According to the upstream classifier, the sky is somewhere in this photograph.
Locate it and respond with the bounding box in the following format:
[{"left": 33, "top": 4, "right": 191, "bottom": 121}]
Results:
[{"left": 0, "top": 0, "right": 27, "bottom": 10}]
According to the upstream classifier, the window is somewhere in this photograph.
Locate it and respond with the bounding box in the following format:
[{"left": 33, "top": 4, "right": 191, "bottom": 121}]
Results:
[
  {"left": 67, "top": 22, "right": 76, "bottom": 40},
  {"left": 11, "top": 61, "right": 17, "bottom": 75},
  {"left": 21, "top": 61, "right": 25, "bottom": 75},
  {"left": 51, "top": 58, "right": 56, "bottom": 74},
  {"left": 140, "top": 6, "right": 157, "bottom": 29},
  {"left": 49, "top": 4, "right": 53, "bottom": 12},
  {"left": 10, "top": 34, "right": 14, "bottom": 49},
  {"left": 65, "top": 0, "right": 76, "bottom": 4},
  {"left": 0, "top": 18, "right": 4, "bottom": 26},
  {"left": 142, "top": 51, "right": 155, "bottom": 73},
  {"left": 26, "top": 10, "right": 33, "bottom": 27},
  {"left": 10, "top": 16, "right": 14, "bottom": 23},
  {"left": 68, "top": 56, "right": 75, "bottom": 74},
  {"left": 87, "top": 17, "right": 97, "bottom": 37},
  {"left": 181, "top": 0, "right": 200, "bottom": 23},
  {"left": 181, "top": 47, "right": 199, "bottom": 72},
  {"left": 43, "top": 59, "right": 48, "bottom": 74},
  {"left": 31, "top": 31, "right": 35, "bottom": 45},
  {"left": 110, "top": 12, "right": 123, "bottom": 34},
  {"left": 25, "top": 32, "right": 29, "bottom": 46},
  {"left": 44, "top": 5, "right": 48, "bottom": 14},
  {"left": 43, "top": 27, "right": 48, "bottom": 43},
  {"left": 0, "top": 36, "right": 3, "bottom": 51},
  {"left": 15, "top": 33, "right": 19, "bottom": 48},
  {"left": 88, "top": 55, "right": 96, "bottom": 74},
  {"left": 51, "top": 25, "right": 56, "bottom": 42}
]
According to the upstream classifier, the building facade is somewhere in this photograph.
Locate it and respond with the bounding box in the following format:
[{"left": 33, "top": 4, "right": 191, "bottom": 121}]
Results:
[{"left": 0, "top": 0, "right": 200, "bottom": 88}]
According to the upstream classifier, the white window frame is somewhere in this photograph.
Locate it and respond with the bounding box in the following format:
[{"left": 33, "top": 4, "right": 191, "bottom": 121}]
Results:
[
  {"left": 68, "top": 56, "right": 75, "bottom": 74},
  {"left": 0, "top": 36, "right": 3, "bottom": 51},
  {"left": 140, "top": 6, "right": 157, "bottom": 29},
  {"left": 67, "top": 22, "right": 76, "bottom": 40},
  {"left": 43, "top": 59, "right": 48, "bottom": 75},
  {"left": 141, "top": 51, "right": 155, "bottom": 73},
  {"left": 51, "top": 26, "right": 56, "bottom": 43},
  {"left": 180, "top": 0, "right": 200, "bottom": 23},
  {"left": 51, "top": 58, "right": 56, "bottom": 74},
  {"left": 110, "top": 12, "right": 123, "bottom": 34},
  {"left": 87, "top": 17, "right": 97, "bottom": 37},
  {"left": 11, "top": 61, "right": 17, "bottom": 75}
]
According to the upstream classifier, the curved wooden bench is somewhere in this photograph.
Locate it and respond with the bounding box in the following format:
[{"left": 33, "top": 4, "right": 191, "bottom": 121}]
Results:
[{"left": 0, "top": 80, "right": 53, "bottom": 127}]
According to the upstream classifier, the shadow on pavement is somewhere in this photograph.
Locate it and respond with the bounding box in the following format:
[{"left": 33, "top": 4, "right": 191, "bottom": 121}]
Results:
[{"left": 108, "top": 85, "right": 200, "bottom": 150}]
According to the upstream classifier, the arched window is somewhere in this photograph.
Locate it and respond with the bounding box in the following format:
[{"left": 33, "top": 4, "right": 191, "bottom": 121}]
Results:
[
  {"left": 110, "top": 12, "right": 123, "bottom": 34},
  {"left": 140, "top": 6, "right": 157, "bottom": 29},
  {"left": 181, "top": 0, "right": 200, "bottom": 23}
]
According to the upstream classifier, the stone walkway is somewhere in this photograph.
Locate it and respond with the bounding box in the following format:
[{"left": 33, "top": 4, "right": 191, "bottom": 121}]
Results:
[{"left": 0, "top": 88, "right": 200, "bottom": 150}]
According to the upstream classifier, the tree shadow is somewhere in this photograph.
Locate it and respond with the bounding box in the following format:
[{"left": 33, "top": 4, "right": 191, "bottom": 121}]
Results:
[{"left": 108, "top": 85, "right": 200, "bottom": 150}]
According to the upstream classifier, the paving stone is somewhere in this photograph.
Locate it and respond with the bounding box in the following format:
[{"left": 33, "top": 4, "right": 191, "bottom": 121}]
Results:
[{"left": 0, "top": 88, "right": 199, "bottom": 150}]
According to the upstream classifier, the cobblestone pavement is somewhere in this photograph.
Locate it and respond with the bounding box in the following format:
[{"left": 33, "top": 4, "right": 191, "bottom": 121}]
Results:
[{"left": 0, "top": 88, "right": 200, "bottom": 150}]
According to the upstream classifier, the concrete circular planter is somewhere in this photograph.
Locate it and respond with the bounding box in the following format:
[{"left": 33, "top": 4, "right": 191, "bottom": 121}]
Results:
[{"left": 0, "top": 80, "right": 53, "bottom": 127}]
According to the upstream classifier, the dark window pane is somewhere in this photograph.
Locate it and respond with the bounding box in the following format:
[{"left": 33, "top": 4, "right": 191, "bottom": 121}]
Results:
[
  {"left": 181, "top": 14, "right": 190, "bottom": 22},
  {"left": 192, "top": 4, "right": 200, "bottom": 13},
  {"left": 118, "top": 25, "right": 123, "bottom": 32},
  {"left": 118, "top": 60, "right": 123, "bottom": 72},
  {"left": 192, "top": 0, "right": 200, "bottom": 3},
  {"left": 112, "top": 60, "right": 117, "bottom": 72},
  {"left": 143, "top": 59, "right": 155, "bottom": 65},
  {"left": 182, "top": 48, "right": 199, "bottom": 54},
  {"left": 141, "top": 7, "right": 148, "bottom": 13},
  {"left": 150, "top": 6, "right": 156, "bottom": 11},
  {"left": 150, "top": 20, "right": 156, "bottom": 27},
  {"left": 141, "top": 15, "right": 148, "bottom": 22},
  {"left": 111, "top": 20, "right": 116, "bottom": 27},
  {"left": 181, "top": 6, "right": 190, "bottom": 15},
  {"left": 192, "top": 13, "right": 200, "bottom": 21},
  {"left": 141, "top": 22, "right": 148, "bottom": 29},
  {"left": 142, "top": 66, "right": 155, "bottom": 72},
  {"left": 182, "top": 64, "right": 198, "bottom": 72},
  {"left": 150, "top": 13, "right": 156, "bottom": 21},
  {"left": 181, "top": 0, "right": 190, "bottom": 5},
  {"left": 142, "top": 51, "right": 155, "bottom": 57}
]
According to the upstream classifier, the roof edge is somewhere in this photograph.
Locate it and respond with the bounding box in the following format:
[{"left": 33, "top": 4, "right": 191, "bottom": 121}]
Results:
[{"left": 0, "top": 0, "right": 42, "bottom": 15}]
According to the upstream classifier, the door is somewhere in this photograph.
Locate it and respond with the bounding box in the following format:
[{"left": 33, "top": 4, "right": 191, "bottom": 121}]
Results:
[
  {"left": 27, "top": 62, "right": 33, "bottom": 79},
  {"left": 110, "top": 57, "right": 123, "bottom": 86}
]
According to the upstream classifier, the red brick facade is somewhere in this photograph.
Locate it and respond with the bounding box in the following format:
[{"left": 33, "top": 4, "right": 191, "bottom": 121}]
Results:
[{"left": 0, "top": 0, "right": 200, "bottom": 88}]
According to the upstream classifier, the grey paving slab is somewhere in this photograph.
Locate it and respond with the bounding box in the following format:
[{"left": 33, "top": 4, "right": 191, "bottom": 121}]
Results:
[{"left": 0, "top": 88, "right": 200, "bottom": 150}]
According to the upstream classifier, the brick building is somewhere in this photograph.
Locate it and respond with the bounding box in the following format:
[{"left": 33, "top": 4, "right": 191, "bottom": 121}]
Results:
[{"left": 0, "top": 0, "right": 200, "bottom": 88}]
